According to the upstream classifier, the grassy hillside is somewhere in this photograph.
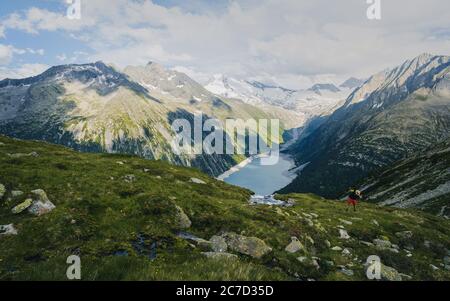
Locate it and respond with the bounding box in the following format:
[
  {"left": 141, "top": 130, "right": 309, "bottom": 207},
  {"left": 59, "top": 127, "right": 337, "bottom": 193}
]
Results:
[
  {"left": 1, "top": 136, "right": 449, "bottom": 281},
  {"left": 357, "top": 138, "right": 450, "bottom": 217}
]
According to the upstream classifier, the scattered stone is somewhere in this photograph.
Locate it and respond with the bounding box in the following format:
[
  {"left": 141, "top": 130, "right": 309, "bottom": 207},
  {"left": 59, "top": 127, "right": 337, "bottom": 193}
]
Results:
[
  {"left": 372, "top": 219, "right": 379, "bottom": 227},
  {"left": 304, "top": 235, "right": 315, "bottom": 245},
  {"left": 70, "top": 219, "right": 77, "bottom": 225},
  {"left": 325, "top": 260, "right": 335, "bottom": 267},
  {"left": 310, "top": 213, "right": 319, "bottom": 218},
  {"left": 202, "top": 252, "right": 238, "bottom": 260},
  {"left": 305, "top": 218, "right": 314, "bottom": 227},
  {"left": 331, "top": 246, "right": 343, "bottom": 251},
  {"left": 430, "top": 264, "right": 440, "bottom": 271},
  {"left": 284, "top": 199, "right": 296, "bottom": 207},
  {"left": 314, "top": 222, "right": 327, "bottom": 233},
  {"left": 11, "top": 199, "right": 33, "bottom": 214},
  {"left": 222, "top": 232, "right": 272, "bottom": 259},
  {"left": 399, "top": 273, "right": 413, "bottom": 280},
  {"left": 116, "top": 161, "right": 125, "bottom": 165},
  {"left": 275, "top": 207, "right": 285, "bottom": 216},
  {"left": 339, "top": 218, "right": 353, "bottom": 225},
  {"left": 143, "top": 168, "right": 150, "bottom": 173},
  {"left": 444, "top": 265, "right": 450, "bottom": 271},
  {"left": 339, "top": 229, "right": 350, "bottom": 239},
  {"left": 339, "top": 268, "right": 354, "bottom": 276},
  {"left": 324, "top": 240, "right": 331, "bottom": 248},
  {"left": 0, "top": 224, "right": 18, "bottom": 236},
  {"left": 190, "top": 177, "right": 206, "bottom": 184},
  {"left": 297, "top": 256, "right": 308, "bottom": 263},
  {"left": 311, "top": 259, "right": 320, "bottom": 270},
  {"left": 28, "top": 189, "right": 56, "bottom": 216},
  {"left": 7, "top": 152, "right": 38, "bottom": 158},
  {"left": 0, "top": 184, "right": 5, "bottom": 199},
  {"left": 373, "top": 239, "right": 392, "bottom": 250},
  {"left": 424, "top": 240, "right": 431, "bottom": 248},
  {"left": 178, "top": 232, "right": 210, "bottom": 248},
  {"left": 175, "top": 205, "right": 192, "bottom": 229},
  {"left": 11, "top": 190, "right": 24, "bottom": 198},
  {"left": 296, "top": 256, "right": 319, "bottom": 269},
  {"left": 395, "top": 231, "right": 413, "bottom": 240},
  {"left": 444, "top": 256, "right": 450, "bottom": 265},
  {"left": 405, "top": 244, "right": 415, "bottom": 251},
  {"left": 285, "top": 237, "right": 305, "bottom": 253},
  {"left": 351, "top": 217, "right": 363, "bottom": 221},
  {"left": 360, "top": 241, "right": 374, "bottom": 247},
  {"left": 380, "top": 264, "right": 402, "bottom": 281},
  {"left": 123, "top": 174, "right": 136, "bottom": 183},
  {"left": 210, "top": 235, "right": 228, "bottom": 253},
  {"left": 342, "top": 248, "right": 352, "bottom": 256}
]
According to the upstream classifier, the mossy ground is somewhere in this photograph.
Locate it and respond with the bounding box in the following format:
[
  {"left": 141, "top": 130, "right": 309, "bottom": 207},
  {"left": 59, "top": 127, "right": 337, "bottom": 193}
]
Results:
[{"left": 1, "top": 136, "right": 449, "bottom": 281}]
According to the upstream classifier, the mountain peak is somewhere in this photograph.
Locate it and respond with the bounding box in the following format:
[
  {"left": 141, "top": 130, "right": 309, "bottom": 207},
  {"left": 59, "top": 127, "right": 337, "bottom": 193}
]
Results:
[
  {"left": 308, "top": 83, "right": 340, "bottom": 94},
  {"left": 415, "top": 52, "right": 435, "bottom": 61},
  {"left": 339, "top": 77, "right": 365, "bottom": 90}
]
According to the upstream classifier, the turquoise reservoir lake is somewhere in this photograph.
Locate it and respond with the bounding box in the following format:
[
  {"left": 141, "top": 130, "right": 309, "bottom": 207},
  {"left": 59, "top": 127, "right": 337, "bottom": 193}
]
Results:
[{"left": 223, "top": 154, "right": 297, "bottom": 195}]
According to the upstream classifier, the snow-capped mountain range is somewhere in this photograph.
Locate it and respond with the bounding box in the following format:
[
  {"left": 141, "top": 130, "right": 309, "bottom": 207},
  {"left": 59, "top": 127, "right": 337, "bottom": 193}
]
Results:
[
  {"left": 281, "top": 53, "right": 450, "bottom": 200},
  {"left": 205, "top": 74, "right": 364, "bottom": 121}
]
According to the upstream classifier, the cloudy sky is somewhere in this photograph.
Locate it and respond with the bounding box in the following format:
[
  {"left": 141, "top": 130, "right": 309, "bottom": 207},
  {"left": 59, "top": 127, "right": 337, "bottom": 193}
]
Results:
[{"left": 1, "top": 0, "right": 450, "bottom": 89}]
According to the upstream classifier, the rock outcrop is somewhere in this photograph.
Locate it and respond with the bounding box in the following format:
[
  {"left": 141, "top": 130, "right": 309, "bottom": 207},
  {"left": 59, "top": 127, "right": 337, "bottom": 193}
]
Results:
[
  {"left": 28, "top": 189, "right": 56, "bottom": 216},
  {"left": 222, "top": 232, "right": 272, "bottom": 259},
  {"left": 175, "top": 205, "right": 192, "bottom": 229}
]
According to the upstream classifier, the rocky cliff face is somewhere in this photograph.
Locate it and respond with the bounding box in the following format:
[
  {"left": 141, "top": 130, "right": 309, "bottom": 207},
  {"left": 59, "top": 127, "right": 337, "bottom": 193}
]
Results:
[{"left": 281, "top": 54, "right": 450, "bottom": 198}]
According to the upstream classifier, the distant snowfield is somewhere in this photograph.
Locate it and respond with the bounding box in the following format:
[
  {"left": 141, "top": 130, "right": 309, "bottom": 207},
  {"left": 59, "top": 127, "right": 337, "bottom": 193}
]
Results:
[{"left": 205, "top": 74, "right": 359, "bottom": 121}]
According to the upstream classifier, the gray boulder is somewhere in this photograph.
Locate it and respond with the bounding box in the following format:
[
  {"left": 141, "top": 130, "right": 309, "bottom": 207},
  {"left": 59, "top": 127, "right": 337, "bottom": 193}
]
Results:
[
  {"left": 373, "top": 239, "right": 392, "bottom": 250},
  {"left": 380, "top": 264, "right": 402, "bottom": 281},
  {"left": 123, "top": 174, "right": 136, "bottom": 183},
  {"left": 175, "top": 205, "right": 192, "bottom": 229},
  {"left": 222, "top": 232, "right": 272, "bottom": 259},
  {"left": 395, "top": 231, "right": 413, "bottom": 240},
  {"left": 285, "top": 237, "right": 304, "bottom": 253},
  {"left": 190, "top": 177, "right": 206, "bottom": 184},
  {"left": 28, "top": 189, "right": 56, "bottom": 216},
  {"left": 0, "top": 224, "right": 18, "bottom": 236},
  {"left": 339, "top": 229, "right": 350, "bottom": 239},
  {"left": 210, "top": 235, "right": 228, "bottom": 253}
]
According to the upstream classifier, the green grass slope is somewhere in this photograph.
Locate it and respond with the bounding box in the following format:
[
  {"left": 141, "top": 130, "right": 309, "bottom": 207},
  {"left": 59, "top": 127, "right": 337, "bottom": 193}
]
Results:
[
  {"left": 358, "top": 138, "right": 450, "bottom": 217},
  {"left": 0, "top": 136, "right": 449, "bottom": 281}
]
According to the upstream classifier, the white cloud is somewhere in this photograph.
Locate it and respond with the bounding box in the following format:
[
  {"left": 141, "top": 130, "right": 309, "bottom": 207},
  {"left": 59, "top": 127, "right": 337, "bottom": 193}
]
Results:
[
  {"left": 56, "top": 53, "right": 67, "bottom": 61},
  {"left": 0, "top": 44, "right": 15, "bottom": 65},
  {"left": 2, "top": 0, "right": 450, "bottom": 88},
  {"left": 0, "top": 63, "right": 49, "bottom": 80},
  {"left": 0, "top": 44, "right": 47, "bottom": 66}
]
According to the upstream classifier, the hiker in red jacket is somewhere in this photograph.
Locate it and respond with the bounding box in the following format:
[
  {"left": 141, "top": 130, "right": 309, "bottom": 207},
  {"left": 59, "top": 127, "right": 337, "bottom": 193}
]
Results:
[{"left": 346, "top": 188, "right": 362, "bottom": 212}]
